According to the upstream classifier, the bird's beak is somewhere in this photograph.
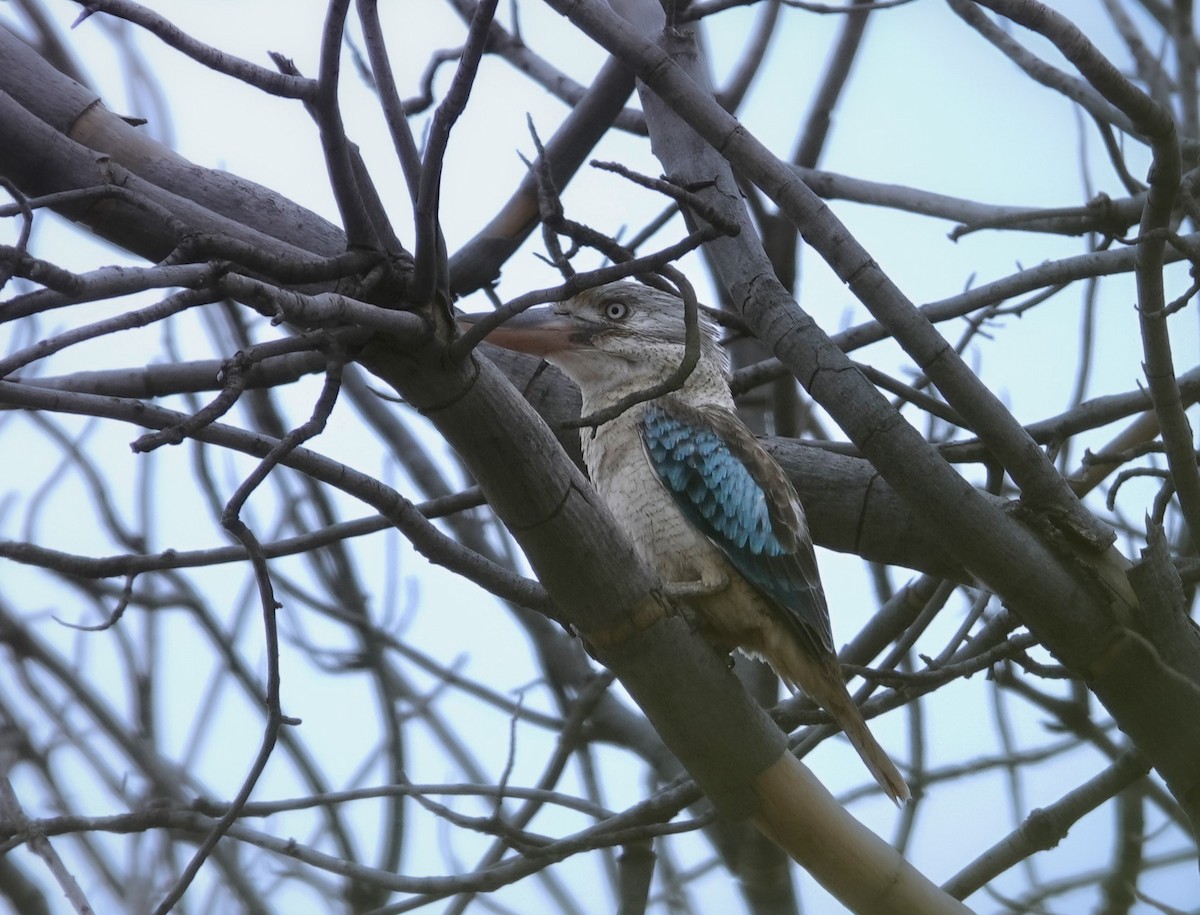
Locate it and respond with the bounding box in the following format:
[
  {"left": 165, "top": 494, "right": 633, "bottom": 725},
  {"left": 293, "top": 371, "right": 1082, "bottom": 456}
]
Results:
[{"left": 457, "top": 306, "right": 590, "bottom": 357}]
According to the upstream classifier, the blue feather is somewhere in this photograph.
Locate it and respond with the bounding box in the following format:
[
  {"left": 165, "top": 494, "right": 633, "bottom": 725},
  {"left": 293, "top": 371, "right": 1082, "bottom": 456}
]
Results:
[
  {"left": 641, "top": 398, "right": 835, "bottom": 655},
  {"left": 643, "top": 403, "right": 785, "bottom": 558}
]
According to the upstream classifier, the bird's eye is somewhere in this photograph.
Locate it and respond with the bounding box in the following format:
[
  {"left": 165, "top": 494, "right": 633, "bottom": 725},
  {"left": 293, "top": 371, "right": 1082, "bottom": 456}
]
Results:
[{"left": 603, "top": 301, "right": 630, "bottom": 321}]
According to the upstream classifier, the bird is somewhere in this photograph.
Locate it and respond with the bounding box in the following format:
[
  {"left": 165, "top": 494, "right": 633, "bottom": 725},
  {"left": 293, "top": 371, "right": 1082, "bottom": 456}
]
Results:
[{"left": 470, "top": 280, "right": 910, "bottom": 804}]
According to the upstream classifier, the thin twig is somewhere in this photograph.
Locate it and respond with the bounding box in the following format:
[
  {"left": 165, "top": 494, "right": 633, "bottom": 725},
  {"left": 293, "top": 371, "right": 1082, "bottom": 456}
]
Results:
[
  {"left": 410, "top": 0, "right": 500, "bottom": 303},
  {"left": 152, "top": 357, "right": 345, "bottom": 913}
]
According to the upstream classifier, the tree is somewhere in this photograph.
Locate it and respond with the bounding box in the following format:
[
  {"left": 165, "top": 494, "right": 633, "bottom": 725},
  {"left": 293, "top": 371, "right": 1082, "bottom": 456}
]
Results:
[{"left": 0, "top": 0, "right": 1197, "bottom": 912}]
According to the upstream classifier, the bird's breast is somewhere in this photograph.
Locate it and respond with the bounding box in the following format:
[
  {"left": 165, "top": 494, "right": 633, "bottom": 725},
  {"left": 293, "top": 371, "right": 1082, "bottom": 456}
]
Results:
[{"left": 582, "top": 412, "right": 724, "bottom": 583}]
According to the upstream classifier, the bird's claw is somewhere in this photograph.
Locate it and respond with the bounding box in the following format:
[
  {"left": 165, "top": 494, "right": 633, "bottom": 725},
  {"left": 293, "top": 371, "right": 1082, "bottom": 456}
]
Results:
[{"left": 661, "top": 572, "right": 729, "bottom": 599}]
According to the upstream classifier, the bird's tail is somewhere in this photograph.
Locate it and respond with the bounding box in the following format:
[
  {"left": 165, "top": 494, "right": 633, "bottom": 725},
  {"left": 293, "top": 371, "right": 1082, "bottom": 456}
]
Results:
[{"left": 773, "top": 646, "right": 911, "bottom": 805}]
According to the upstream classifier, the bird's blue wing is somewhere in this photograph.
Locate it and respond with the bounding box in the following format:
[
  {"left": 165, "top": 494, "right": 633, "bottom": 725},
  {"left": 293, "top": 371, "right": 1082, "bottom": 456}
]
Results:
[{"left": 641, "top": 398, "right": 835, "bottom": 656}]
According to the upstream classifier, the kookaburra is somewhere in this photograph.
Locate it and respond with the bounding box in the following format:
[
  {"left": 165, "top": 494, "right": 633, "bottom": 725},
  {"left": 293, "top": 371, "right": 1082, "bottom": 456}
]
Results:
[{"left": 474, "top": 281, "right": 909, "bottom": 804}]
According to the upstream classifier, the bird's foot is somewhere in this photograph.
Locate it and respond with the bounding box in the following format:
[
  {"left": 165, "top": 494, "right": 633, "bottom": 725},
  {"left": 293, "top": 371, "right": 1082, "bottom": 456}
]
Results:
[{"left": 661, "top": 572, "right": 729, "bottom": 600}]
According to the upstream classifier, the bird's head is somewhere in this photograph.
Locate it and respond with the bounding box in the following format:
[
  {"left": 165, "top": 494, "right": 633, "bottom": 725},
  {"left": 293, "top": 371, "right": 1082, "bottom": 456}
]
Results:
[{"left": 465, "top": 282, "right": 730, "bottom": 409}]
